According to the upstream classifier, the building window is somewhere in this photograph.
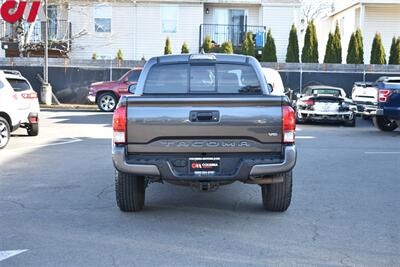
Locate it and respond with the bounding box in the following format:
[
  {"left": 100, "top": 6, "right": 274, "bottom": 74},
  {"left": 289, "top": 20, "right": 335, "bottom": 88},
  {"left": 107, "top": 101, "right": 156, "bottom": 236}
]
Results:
[
  {"left": 161, "top": 5, "right": 178, "bottom": 33},
  {"left": 95, "top": 4, "right": 112, "bottom": 33}
]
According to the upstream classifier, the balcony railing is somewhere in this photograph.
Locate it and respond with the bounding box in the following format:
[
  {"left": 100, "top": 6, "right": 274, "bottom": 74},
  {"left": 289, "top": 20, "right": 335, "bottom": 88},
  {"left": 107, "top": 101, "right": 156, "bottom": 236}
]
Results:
[{"left": 199, "top": 23, "right": 266, "bottom": 50}]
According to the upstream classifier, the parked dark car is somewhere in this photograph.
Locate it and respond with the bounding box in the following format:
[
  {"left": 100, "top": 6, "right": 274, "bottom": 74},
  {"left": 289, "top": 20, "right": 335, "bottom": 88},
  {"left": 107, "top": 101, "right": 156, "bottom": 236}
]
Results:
[
  {"left": 372, "top": 77, "right": 400, "bottom": 131},
  {"left": 87, "top": 68, "right": 142, "bottom": 112},
  {"left": 295, "top": 85, "right": 357, "bottom": 126}
]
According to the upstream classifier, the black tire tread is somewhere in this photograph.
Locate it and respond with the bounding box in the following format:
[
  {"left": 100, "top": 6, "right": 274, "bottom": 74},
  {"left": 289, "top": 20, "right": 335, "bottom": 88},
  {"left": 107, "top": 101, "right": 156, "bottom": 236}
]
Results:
[
  {"left": 0, "top": 117, "right": 10, "bottom": 149},
  {"left": 27, "top": 123, "right": 39, "bottom": 136},
  {"left": 261, "top": 171, "right": 292, "bottom": 212},
  {"left": 115, "top": 170, "right": 145, "bottom": 212},
  {"left": 373, "top": 116, "right": 398, "bottom": 132}
]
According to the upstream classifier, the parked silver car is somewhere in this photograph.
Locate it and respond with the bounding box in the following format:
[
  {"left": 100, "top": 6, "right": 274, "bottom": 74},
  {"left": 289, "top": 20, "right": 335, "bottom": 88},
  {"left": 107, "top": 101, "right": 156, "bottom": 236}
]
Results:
[{"left": 295, "top": 85, "right": 357, "bottom": 126}]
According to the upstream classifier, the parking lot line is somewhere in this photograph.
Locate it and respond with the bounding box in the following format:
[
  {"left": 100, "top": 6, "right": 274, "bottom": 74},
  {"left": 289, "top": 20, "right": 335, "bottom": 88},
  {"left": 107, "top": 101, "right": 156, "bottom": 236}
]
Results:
[
  {"left": 7, "top": 138, "right": 82, "bottom": 152},
  {"left": 364, "top": 151, "right": 400, "bottom": 155},
  {"left": 0, "top": 250, "right": 28, "bottom": 262},
  {"left": 296, "top": 136, "right": 316, "bottom": 139}
]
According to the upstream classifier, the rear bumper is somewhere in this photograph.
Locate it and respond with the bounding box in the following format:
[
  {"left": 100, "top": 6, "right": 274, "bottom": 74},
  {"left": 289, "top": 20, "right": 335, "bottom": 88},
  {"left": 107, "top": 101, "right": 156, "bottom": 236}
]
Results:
[
  {"left": 355, "top": 103, "right": 377, "bottom": 116},
  {"left": 298, "top": 110, "right": 354, "bottom": 121},
  {"left": 112, "top": 145, "right": 296, "bottom": 181}
]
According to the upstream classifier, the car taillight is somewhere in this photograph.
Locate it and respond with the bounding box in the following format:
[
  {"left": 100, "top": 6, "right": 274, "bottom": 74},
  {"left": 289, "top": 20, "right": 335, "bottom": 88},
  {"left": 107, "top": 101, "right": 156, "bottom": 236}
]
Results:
[
  {"left": 113, "top": 105, "right": 127, "bottom": 145},
  {"left": 379, "top": 90, "right": 392, "bottom": 102},
  {"left": 301, "top": 99, "right": 315, "bottom": 106},
  {"left": 21, "top": 92, "right": 38, "bottom": 99},
  {"left": 282, "top": 106, "right": 296, "bottom": 144}
]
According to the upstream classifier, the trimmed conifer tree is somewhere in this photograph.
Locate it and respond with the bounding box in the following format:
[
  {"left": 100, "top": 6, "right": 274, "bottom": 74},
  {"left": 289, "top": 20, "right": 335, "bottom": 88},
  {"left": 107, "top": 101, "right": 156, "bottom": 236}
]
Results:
[
  {"left": 333, "top": 21, "right": 342, "bottom": 63},
  {"left": 355, "top": 28, "right": 364, "bottom": 64},
  {"left": 286, "top": 23, "right": 299, "bottom": 63},
  {"left": 346, "top": 33, "right": 358, "bottom": 64},
  {"left": 202, "top": 36, "right": 212, "bottom": 53},
  {"left": 262, "top": 29, "right": 277, "bottom": 62},
  {"left": 242, "top": 32, "right": 255, "bottom": 56},
  {"left": 220, "top": 41, "right": 233, "bottom": 54},
  {"left": 324, "top": 33, "right": 335, "bottom": 63},
  {"left": 117, "top": 49, "right": 123, "bottom": 61},
  {"left": 389, "top": 36, "right": 400, "bottom": 65},
  {"left": 370, "top": 32, "right": 386, "bottom": 64},
  {"left": 164, "top": 37, "right": 172, "bottom": 55},
  {"left": 302, "top": 20, "right": 319, "bottom": 63},
  {"left": 181, "top": 42, "right": 189, "bottom": 54}
]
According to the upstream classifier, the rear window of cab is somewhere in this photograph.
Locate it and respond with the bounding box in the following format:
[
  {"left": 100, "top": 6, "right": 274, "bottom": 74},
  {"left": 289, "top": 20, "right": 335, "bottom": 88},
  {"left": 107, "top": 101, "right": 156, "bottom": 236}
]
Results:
[{"left": 144, "top": 63, "right": 262, "bottom": 94}]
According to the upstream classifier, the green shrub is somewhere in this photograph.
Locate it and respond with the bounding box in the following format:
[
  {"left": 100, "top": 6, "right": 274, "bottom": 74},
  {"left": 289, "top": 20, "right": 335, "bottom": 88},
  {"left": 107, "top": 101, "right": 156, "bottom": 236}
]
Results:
[
  {"left": 164, "top": 37, "right": 172, "bottom": 55},
  {"left": 301, "top": 20, "right": 319, "bottom": 63},
  {"left": 220, "top": 41, "right": 233, "bottom": 54},
  {"left": 262, "top": 29, "right": 277, "bottom": 62},
  {"left": 116, "top": 49, "right": 123, "bottom": 61},
  {"left": 181, "top": 42, "right": 189, "bottom": 54},
  {"left": 370, "top": 32, "right": 386, "bottom": 64},
  {"left": 286, "top": 24, "right": 299, "bottom": 63},
  {"left": 242, "top": 32, "right": 255, "bottom": 56},
  {"left": 324, "top": 33, "right": 335, "bottom": 63},
  {"left": 332, "top": 21, "right": 342, "bottom": 63},
  {"left": 346, "top": 33, "right": 358, "bottom": 64},
  {"left": 389, "top": 37, "right": 400, "bottom": 65},
  {"left": 202, "top": 36, "right": 212, "bottom": 53},
  {"left": 355, "top": 28, "right": 364, "bottom": 64},
  {"left": 92, "top": 53, "right": 97, "bottom": 60}
]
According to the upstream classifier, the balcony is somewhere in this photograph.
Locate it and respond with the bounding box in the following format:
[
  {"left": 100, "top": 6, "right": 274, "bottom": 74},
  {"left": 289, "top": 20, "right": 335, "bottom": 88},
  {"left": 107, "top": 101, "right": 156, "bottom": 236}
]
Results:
[
  {"left": 1, "top": 20, "right": 72, "bottom": 58},
  {"left": 199, "top": 23, "right": 266, "bottom": 50}
]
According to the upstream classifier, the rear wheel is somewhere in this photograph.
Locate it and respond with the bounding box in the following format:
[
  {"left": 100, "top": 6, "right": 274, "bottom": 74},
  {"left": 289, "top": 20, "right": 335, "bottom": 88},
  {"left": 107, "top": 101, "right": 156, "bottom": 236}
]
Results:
[
  {"left": 97, "top": 92, "right": 117, "bottom": 112},
  {"left": 0, "top": 117, "right": 10, "bottom": 149},
  {"left": 261, "top": 171, "right": 292, "bottom": 212},
  {"left": 115, "top": 170, "right": 145, "bottom": 212},
  {"left": 27, "top": 123, "right": 39, "bottom": 136},
  {"left": 373, "top": 116, "right": 398, "bottom": 132},
  {"left": 344, "top": 116, "right": 356, "bottom": 127}
]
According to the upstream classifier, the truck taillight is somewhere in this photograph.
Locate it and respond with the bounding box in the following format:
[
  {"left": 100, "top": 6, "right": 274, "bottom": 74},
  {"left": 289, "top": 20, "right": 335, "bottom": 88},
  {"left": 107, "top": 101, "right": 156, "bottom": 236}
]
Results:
[
  {"left": 379, "top": 90, "right": 392, "bottom": 103},
  {"left": 282, "top": 106, "right": 296, "bottom": 144},
  {"left": 113, "top": 105, "right": 127, "bottom": 145}
]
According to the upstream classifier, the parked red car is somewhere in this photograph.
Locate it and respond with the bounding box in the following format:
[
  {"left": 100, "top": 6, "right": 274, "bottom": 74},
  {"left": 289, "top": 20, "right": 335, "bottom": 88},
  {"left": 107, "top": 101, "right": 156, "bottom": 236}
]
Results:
[{"left": 88, "top": 68, "right": 142, "bottom": 112}]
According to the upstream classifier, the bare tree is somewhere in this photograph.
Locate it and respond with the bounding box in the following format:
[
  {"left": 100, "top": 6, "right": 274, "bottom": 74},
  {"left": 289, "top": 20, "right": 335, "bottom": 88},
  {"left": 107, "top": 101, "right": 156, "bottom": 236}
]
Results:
[{"left": 301, "top": 0, "right": 335, "bottom": 22}]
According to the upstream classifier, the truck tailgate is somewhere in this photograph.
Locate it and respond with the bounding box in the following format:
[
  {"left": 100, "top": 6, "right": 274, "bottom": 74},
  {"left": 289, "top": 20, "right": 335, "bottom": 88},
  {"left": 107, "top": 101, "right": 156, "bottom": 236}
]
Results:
[{"left": 126, "top": 96, "right": 284, "bottom": 154}]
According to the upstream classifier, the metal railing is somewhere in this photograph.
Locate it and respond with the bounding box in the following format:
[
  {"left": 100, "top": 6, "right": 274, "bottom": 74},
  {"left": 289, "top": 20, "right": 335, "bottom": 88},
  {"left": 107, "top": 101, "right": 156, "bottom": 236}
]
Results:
[{"left": 199, "top": 23, "right": 266, "bottom": 49}]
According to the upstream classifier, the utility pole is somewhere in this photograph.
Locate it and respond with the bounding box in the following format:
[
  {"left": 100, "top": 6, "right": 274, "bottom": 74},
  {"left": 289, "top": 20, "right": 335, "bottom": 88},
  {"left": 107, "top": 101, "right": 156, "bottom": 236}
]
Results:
[{"left": 42, "top": 0, "right": 52, "bottom": 105}]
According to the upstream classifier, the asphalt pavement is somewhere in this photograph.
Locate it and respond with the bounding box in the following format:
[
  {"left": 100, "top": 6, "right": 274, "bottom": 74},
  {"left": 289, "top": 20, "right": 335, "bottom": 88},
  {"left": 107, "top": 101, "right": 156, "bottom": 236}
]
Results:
[{"left": 0, "top": 111, "right": 399, "bottom": 267}]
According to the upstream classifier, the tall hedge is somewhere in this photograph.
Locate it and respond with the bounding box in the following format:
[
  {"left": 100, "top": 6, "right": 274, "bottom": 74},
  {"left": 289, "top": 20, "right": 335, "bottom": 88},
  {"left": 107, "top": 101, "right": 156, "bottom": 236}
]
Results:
[
  {"left": 324, "top": 33, "right": 335, "bottom": 63},
  {"left": 333, "top": 21, "right": 342, "bottom": 63},
  {"left": 370, "top": 32, "right": 386, "bottom": 64},
  {"left": 286, "top": 23, "right": 299, "bottom": 63},
  {"left": 302, "top": 20, "right": 319, "bottom": 63},
  {"left": 242, "top": 32, "right": 255, "bottom": 56},
  {"left": 262, "top": 29, "right": 277, "bottom": 62},
  {"left": 164, "top": 37, "right": 172, "bottom": 55},
  {"left": 181, "top": 42, "right": 189, "bottom": 54},
  {"left": 220, "top": 41, "right": 233, "bottom": 54},
  {"left": 346, "top": 33, "right": 358, "bottom": 64},
  {"left": 355, "top": 28, "right": 364, "bottom": 64},
  {"left": 389, "top": 37, "right": 400, "bottom": 65},
  {"left": 202, "top": 36, "right": 212, "bottom": 53}
]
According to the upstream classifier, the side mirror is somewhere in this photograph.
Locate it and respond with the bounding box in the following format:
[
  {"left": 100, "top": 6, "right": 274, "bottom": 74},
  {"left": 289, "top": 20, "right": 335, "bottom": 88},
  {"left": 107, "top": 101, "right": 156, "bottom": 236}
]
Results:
[
  {"left": 267, "top": 83, "right": 274, "bottom": 93},
  {"left": 128, "top": 84, "right": 137, "bottom": 94}
]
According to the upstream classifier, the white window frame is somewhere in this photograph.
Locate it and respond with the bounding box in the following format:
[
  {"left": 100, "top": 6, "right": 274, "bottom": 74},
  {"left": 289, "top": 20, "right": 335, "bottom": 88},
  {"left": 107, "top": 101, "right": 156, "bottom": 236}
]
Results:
[
  {"left": 94, "top": 3, "right": 112, "bottom": 33},
  {"left": 161, "top": 5, "right": 179, "bottom": 33}
]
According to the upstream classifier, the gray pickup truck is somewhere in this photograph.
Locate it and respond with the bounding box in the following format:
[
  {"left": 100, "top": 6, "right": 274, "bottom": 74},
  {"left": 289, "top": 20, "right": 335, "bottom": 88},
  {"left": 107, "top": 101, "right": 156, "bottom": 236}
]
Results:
[{"left": 112, "top": 54, "right": 297, "bottom": 212}]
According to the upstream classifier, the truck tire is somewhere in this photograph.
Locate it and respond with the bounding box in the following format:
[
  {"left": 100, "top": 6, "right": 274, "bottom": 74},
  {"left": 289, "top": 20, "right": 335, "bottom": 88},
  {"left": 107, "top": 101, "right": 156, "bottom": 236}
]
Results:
[
  {"left": 115, "top": 170, "right": 145, "bottom": 212},
  {"left": 0, "top": 117, "right": 11, "bottom": 149},
  {"left": 27, "top": 123, "right": 39, "bottom": 136},
  {"left": 97, "top": 92, "right": 117, "bottom": 112},
  {"left": 373, "top": 116, "right": 398, "bottom": 132},
  {"left": 261, "top": 171, "right": 292, "bottom": 212},
  {"left": 344, "top": 116, "right": 356, "bottom": 127}
]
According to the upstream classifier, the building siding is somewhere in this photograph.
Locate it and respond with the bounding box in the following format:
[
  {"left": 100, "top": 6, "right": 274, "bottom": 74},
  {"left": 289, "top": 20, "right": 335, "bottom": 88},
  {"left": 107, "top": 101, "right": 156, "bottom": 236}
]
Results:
[{"left": 262, "top": 5, "right": 300, "bottom": 62}]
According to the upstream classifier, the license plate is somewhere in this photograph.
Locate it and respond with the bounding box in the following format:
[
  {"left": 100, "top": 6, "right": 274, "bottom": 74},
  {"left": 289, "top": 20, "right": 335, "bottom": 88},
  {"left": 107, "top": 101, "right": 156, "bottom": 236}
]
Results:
[{"left": 189, "top": 157, "right": 220, "bottom": 175}]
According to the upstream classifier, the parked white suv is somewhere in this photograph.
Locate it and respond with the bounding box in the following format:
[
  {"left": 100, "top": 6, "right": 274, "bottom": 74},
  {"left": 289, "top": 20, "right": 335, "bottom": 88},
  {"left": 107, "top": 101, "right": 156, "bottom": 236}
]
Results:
[
  {"left": 351, "top": 82, "right": 378, "bottom": 117},
  {"left": 0, "top": 70, "right": 40, "bottom": 148},
  {"left": 0, "top": 71, "right": 20, "bottom": 149}
]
